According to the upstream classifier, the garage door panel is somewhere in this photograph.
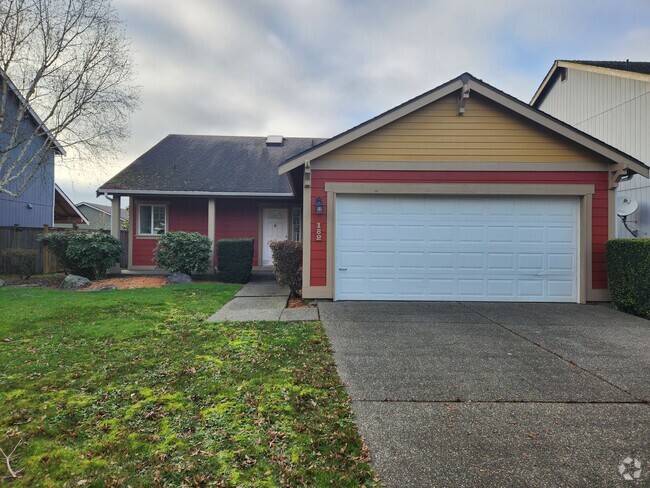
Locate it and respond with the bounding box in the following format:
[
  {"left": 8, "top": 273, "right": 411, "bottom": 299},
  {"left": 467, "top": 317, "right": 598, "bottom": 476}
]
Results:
[
  {"left": 547, "top": 226, "right": 576, "bottom": 243},
  {"left": 547, "top": 280, "right": 574, "bottom": 298},
  {"left": 487, "top": 279, "right": 515, "bottom": 297},
  {"left": 429, "top": 225, "right": 456, "bottom": 242},
  {"left": 548, "top": 253, "right": 575, "bottom": 271},
  {"left": 458, "top": 226, "right": 484, "bottom": 243},
  {"left": 428, "top": 252, "right": 456, "bottom": 269},
  {"left": 487, "top": 253, "right": 515, "bottom": 270},
  {"left": 517, "top": 280, "right": 545, "bottom": 297},
  {"left": 429, "top": 278, "right": 456, "bottom": 296},
  {"left": 335, "top": 195, "right": 579, "bottom": 302},
  {"left": 487, "top": 226, "right": 515, "bottom": 242},
  {"left": 458, "top": 253, "right": 484, "bottom": 269}
]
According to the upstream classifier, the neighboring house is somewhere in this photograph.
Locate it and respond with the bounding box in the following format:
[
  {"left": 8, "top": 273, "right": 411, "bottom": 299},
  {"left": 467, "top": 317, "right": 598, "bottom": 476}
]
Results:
[
  {"left": 531, "top": 60, "right": 650, "bottom": 238},
  {"left": 57, "top": 202, "right": 127, "bottom": 230},
  {"left": 99, "top": 73, "right": 648, "bottom": 303},
  {"left": 0, "top": 69, "right": 86, "bottom": 227}
]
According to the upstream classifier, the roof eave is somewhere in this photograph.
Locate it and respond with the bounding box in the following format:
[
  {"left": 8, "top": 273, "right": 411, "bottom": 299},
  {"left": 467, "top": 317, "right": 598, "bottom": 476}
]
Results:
[
  {"left": 97, "top": 189, "right": 296, "bottom": 198},
  {"left": 0, "top": 68, "right": 66, "bottom": 156},
  {"left": 54, "top": 184, "right": 89, "bottom": 224},
  {"left": 530, "top": 60, "right": 560, "bottom": 107},
  {"left": 532, "top": 60, "right": 650, "bottom": 107}
]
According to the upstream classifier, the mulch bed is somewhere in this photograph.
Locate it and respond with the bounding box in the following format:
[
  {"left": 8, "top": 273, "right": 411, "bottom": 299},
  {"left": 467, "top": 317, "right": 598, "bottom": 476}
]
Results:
[
  {"left": 288, "top": 297, "right": 317, "bottom": 309},
  {"left": 1, "top": 274, "right": 168, "bottom": 290},
  {"left": 84, "top": 276, "right": 167, "bottom": 290}
]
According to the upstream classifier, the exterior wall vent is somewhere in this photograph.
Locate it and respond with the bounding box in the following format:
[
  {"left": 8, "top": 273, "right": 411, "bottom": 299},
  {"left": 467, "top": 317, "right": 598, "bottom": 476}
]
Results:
[{"left": 266, "top": 135, "right": 284, "bottom": 146}]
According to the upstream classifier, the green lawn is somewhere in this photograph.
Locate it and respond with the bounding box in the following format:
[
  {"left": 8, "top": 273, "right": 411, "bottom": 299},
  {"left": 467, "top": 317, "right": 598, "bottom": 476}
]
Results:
[{"left": 0, "top": 284, "right": 377, "bottom": 487}]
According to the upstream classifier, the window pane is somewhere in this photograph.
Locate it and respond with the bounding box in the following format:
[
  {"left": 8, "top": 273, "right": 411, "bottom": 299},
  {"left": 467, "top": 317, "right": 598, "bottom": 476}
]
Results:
[
  {"left": 139, "top": 205, "right": 152, "bottom": 234},
  {"left": 292, "top": 207, "right": 301, "bottom": 241},
  {"left": 153, "top": 205, "right": 166, "bottom": 234}
]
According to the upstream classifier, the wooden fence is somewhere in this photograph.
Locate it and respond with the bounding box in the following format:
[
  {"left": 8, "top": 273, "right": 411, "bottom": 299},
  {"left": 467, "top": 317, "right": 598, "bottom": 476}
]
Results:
[{"left": 0, "top": 226, "right": 128, "bottom": 275}]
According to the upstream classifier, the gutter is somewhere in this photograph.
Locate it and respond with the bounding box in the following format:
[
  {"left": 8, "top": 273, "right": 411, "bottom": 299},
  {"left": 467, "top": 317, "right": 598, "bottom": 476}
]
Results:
[{"left": 97, "top": 189, "right": 295, "bottom": 198}]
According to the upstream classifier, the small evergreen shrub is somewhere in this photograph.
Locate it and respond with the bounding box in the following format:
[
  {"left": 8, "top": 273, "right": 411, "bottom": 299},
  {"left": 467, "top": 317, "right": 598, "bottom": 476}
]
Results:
[
  {"left": 65, "top": 233, "right": 122, "bottom": 279},
  {"left": 217, "top": 238, "right": 254, "bottom": 283},
  {"left": 0, "top": 249, "right": 39, "bottom": 279},
  {"left": 269, "top": 240, "right": 302, "bottom": 298},
  {"left": 41, "top": 231, "right": 120, "bottom": 278},
  {"left": 154, "top": 231, "right": 212, "bottom": 275},
  {"left": 605, "top": 238, "right": 650, "bottom": 318},
  {"left": 39, "top": 232, "right": 76, "bottom": 271}
]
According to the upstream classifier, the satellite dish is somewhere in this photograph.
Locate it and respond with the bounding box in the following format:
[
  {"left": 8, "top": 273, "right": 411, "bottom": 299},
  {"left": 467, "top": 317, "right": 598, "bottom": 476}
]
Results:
[{"left": 616, "top": 197, "right": 639, "bottom": 217}]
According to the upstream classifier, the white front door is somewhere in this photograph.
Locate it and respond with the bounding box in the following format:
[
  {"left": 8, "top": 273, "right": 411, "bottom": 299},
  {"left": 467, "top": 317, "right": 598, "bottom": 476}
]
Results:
[
  {"left": 262, "top": 208, "right": 289, "bottom": 266},
  {"left": 335, "top": 195, "right": 579, "bottom": 302}
]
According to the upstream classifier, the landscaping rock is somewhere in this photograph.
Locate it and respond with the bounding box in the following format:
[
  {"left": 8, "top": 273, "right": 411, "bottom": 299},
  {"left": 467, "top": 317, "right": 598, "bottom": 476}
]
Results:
[
  {"left": 62, "top": 274, "right": 91, "bottom": 289},
  {"left": 0, "top": 279, "right": 4, "bottom": 288},
  {"left": 87, "top": 285, "right": 117, "bottom": 292},
  {"left": 166, "top": 272, "right": 192, "bottom": 285}
]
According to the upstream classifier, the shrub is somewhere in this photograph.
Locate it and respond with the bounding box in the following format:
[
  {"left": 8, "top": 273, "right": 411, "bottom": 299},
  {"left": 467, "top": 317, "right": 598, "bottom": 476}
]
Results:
[
  {"left": 41, "top": 231, "right": 121, "bottom": 278},
  {"left": 154, "top": 231, "right": 212, "bottom": 275},
  {"left": 65, "top": 233, "right": 122, "bottom": 279},
  {"left": 39, "top": 232, "right": 76, "bottom": 271},
  {"left": 269, "top": 240, "right": 302, "bottom": 298},
  {"left": 217, "top": 238, "right": 254, "bottom": 283},
  {"left": 0, "top": 249, "right": 39, "bottom": 279},
  {"left": 605, "top": 238, "right": 650, "bottom": 318}
]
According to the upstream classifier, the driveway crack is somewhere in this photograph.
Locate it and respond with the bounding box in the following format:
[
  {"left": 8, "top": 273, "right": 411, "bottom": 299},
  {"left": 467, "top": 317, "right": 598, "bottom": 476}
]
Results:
[{"left": 459, "top": 302, "right": 648, "bottom": 404}]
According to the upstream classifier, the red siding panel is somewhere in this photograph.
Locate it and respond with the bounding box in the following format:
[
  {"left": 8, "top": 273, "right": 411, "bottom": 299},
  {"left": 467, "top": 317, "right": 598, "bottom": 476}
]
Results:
[
  {"left": 311, "top": 170, "right": 609, "bottom": 290},
  {"left": 214, "top": 199, "right": 260, "bottom": 267},
  {"left": 169, "top": 198, "right": 208, "bottom": 234}
]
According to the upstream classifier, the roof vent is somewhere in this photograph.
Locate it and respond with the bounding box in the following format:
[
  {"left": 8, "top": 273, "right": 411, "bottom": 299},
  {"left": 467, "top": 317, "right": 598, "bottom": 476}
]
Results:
[{"left": 266, "top": 135, "right": 284, "bottom": 146}]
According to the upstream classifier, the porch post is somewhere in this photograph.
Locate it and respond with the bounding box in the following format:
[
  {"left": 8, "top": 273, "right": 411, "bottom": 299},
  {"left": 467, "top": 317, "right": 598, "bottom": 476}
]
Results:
[
  {"left": 208, "top": 198, "right": 216, "bottom": 270},
  {"left": 110, "top": 195, "right": 121, "bottom": 272},
  {"left": 111, "top": 195, "right": 121, "bottom": 239}
]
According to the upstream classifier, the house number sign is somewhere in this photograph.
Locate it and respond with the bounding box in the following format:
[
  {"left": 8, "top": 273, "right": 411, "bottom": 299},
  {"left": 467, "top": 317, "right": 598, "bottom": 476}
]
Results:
[{"left": 315, "top": 222, "right": 322, "bottom": 241}]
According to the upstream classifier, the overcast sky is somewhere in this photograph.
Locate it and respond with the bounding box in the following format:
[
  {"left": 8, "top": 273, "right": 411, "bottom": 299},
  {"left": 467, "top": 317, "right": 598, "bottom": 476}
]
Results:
[{"left": 57, "top": 0, "right": 650, "bottom": 207}]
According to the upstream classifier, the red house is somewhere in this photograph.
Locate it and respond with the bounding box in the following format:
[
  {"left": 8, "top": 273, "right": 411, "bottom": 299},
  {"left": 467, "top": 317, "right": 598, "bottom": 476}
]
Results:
[{"left": 99, "top": 73, "right": 648, "bottom": 303}]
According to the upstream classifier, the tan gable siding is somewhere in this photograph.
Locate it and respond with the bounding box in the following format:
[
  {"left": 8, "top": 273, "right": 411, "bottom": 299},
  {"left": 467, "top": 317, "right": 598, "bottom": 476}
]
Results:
[{"left": 320, "top": 92, "right": 603, "bottom": 163}]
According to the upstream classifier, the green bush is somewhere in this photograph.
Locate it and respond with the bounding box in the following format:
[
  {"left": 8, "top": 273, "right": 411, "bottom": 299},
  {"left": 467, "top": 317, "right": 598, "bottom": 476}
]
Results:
[
  {"left": 154, "top": 231, "right": 212, "bottom": 275},
  {"left": 65, "top": 233, "right": 122, "bottom": 280},
  {"left": 39, "top": 232, "right": 76, "bottom": 271},
  {"left": 605, "top": 238, "right": 650, "bottom": 318},
  {"left": 270, "top": 240, "right": 302, "bottom": 298},
  {"left": 0, "top": 249, "right": 39, "bottom": 279},
  {"left": 217, "top": 238, "right": 254, "bottom": 283},
  {"left": 41, "top": 232, "right": 122, "bottom": 279}
]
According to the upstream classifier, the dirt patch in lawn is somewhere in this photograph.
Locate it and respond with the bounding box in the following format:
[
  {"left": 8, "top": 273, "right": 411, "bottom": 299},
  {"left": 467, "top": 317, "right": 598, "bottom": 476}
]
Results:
[{"left": 84, "top": 276, "right": 167, "bottom": 290}]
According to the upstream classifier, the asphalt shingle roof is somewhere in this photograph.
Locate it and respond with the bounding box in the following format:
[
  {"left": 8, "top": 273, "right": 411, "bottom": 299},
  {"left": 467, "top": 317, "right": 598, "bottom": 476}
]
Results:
[
  {"left": 564, "top": 60, "right": 650, "bottom": 75},
  {"left": 78, "top": 202, "right": 128, "bottom": 220},
  {"left": 99, "top": 135, "right": 326, "bottom": 195}
]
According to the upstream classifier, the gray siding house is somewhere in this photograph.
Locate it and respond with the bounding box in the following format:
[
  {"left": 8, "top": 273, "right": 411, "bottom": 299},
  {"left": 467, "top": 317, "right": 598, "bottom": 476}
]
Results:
[
  {"left": 0, "top": 69, "right": 84, "bottom": 228},
  {"left": 532, "top": 60, "right": 650, "bottom": 238},
  {"left": 57, "top": 202, "right": 127, "bottom": 230}
]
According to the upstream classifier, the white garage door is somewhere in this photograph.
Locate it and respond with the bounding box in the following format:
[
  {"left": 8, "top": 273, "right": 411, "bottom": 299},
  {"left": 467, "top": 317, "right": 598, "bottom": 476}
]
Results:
[{"left": 335, "top": 195, "right": 579, "bottom": 302}]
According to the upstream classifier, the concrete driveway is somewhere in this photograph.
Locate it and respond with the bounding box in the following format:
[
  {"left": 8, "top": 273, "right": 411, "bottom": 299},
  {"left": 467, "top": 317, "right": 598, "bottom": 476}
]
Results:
[{"left": 319, "top": 301, "right": 650, "bottom": 487}]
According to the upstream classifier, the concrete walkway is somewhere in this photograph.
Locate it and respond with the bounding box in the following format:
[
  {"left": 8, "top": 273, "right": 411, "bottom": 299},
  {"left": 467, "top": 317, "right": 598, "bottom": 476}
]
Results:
[{"left": 206, "top": 271, "right": 319, "bottom": 322}]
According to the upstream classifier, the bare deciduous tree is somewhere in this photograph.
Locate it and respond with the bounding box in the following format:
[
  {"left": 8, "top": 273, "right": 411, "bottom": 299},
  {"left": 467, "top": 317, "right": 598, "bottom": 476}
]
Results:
[{"left": 0, "top": 0, "right": 139, "bottom": 197}]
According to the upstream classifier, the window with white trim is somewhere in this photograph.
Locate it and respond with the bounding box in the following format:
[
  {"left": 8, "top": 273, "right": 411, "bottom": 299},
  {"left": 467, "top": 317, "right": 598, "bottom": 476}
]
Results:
[
  {"left": 292, "top": 207, "right": 301, "bottom": 241},
  {"left": 138, "top": 204, "right": 167, "bottom": 235}
]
